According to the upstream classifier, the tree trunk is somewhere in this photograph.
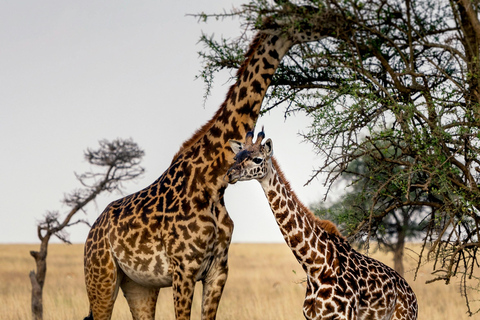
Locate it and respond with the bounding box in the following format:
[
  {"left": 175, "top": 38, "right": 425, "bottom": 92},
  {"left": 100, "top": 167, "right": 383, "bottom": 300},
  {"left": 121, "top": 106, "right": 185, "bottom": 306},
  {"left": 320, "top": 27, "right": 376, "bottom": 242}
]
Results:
[
  {"left": 30, "top": 238, "right": 48, "bottom": 320},
  {"left": 29, "top": 270, "right": 43, "bottom": 320},
  {"left": 393, "top": 228, "right": 406, "bottom": 277}
]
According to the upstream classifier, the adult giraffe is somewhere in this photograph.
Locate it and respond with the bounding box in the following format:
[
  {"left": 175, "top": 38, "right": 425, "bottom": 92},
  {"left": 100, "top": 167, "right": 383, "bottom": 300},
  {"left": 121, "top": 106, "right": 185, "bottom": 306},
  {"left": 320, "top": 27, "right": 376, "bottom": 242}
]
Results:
[
  {"left": 226, "top": 130, "right": 418, "bottom": 320},
  {"left": 83, "top": 8, "right": 340, "bottom": 320}
]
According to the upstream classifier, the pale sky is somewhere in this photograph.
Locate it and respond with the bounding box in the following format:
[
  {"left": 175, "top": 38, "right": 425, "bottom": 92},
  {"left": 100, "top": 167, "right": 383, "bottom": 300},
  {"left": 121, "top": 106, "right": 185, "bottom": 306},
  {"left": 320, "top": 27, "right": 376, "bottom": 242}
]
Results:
[{"left": 0, "top": 1, "right": 334, "bottom": 244}]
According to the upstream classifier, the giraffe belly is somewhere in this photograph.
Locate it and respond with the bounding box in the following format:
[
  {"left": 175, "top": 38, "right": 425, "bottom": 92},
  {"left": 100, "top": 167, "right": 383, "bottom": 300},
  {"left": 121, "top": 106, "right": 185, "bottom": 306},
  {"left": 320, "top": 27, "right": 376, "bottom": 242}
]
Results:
[
  {"left": 113, "top": 248, "right": 216, "bottom": 288},
  {"left": 115, "top": 251, "right": 173, "bottom": 288}
]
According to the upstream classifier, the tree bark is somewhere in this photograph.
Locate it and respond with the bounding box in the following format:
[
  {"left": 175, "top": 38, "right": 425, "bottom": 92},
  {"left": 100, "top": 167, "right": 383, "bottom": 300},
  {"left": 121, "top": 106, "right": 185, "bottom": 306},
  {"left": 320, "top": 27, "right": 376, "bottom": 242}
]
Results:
[
  {"left": 30, "top": 239, "right": 48, "bottom": 320},
  {"left": 393, "top": 229, "right": 406, "bottom": 277},
  {"left": 29, "top": 269, "right": 43, "bottom": 320}
]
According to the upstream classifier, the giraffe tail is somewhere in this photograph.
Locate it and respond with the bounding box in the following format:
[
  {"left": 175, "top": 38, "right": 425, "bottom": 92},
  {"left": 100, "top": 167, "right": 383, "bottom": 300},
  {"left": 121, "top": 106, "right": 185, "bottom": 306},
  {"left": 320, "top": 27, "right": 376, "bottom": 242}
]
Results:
[{"left": 83, "top": 310, "right": 93, "bottom": 320}]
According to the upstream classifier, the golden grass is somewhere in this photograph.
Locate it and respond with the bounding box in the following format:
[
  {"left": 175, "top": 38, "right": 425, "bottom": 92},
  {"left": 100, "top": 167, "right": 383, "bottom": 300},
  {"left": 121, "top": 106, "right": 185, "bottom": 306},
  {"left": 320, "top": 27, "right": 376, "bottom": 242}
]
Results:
[{"left": 0, "top": 243, "right": 477, "bottom": 319}]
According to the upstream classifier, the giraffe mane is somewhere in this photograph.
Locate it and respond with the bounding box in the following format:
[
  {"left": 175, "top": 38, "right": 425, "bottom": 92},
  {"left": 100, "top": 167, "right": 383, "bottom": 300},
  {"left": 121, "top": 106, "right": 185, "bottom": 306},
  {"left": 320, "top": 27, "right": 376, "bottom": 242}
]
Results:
[
  {"left": 171, "top": 32, "right": 269, "bottom": 163},
  {"left": 271, "top": 157, "right": 345, "bottom": 239}
]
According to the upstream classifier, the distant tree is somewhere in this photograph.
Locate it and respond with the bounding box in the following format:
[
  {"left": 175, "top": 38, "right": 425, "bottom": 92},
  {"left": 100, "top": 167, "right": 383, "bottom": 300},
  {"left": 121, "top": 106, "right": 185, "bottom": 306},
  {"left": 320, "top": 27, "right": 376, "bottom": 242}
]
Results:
[
  {"left": 311, "top": 155, "right": 427, "bottom": 277},
  {"left": 29, "top": 138, "right": 144, "bottom": 320},
  {"left": 197, "top": 0, "right": 480, "bottom": 314}
]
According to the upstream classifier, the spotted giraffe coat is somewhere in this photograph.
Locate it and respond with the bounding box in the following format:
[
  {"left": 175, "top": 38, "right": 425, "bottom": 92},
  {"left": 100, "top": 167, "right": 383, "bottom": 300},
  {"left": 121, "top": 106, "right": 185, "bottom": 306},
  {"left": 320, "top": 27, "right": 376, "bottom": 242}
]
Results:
[
  {"left": 83, "top": 27, "right": 332, "bottom": 320},
  {"left": 227, "top": 131, "right": 418, "bottom": 320}
]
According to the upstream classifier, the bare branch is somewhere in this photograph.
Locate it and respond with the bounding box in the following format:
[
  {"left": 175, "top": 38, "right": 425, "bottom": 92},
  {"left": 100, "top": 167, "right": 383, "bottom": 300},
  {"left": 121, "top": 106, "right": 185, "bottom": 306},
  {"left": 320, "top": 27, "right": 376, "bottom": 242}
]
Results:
[{"left": 30, "top": 138, "right": 144, "bottom": 319}]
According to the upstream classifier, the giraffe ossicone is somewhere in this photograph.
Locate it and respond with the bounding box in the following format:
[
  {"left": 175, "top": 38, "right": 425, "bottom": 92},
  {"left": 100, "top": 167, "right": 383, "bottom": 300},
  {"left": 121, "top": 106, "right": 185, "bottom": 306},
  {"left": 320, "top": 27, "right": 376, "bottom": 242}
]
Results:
[{"left": 227, "top": 129, "right": 418, "bottom": 320}]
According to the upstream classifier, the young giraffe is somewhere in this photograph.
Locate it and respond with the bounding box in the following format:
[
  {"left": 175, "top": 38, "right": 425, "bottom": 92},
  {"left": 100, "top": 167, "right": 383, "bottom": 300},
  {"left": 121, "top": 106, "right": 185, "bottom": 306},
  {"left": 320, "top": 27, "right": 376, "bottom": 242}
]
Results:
[
  {"left": 83, "top": 26, "right": 331, "bottom": 319},
  {"left": 226, "top": 130, "right": 418, "bottom": 320}
]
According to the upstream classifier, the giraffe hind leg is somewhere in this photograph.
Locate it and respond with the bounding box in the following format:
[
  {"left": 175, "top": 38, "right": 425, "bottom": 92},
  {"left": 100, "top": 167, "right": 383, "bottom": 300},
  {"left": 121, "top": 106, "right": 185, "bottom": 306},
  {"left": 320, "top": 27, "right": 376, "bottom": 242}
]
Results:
[
  {"left": 85, "top": 276, "right": 118, "bottom": 320},
  {"left": 120, "top": 276, "right": 160, "bottom": 320},
  {"left": 84, "top": 238, "right": 122, "bottom": 320}
]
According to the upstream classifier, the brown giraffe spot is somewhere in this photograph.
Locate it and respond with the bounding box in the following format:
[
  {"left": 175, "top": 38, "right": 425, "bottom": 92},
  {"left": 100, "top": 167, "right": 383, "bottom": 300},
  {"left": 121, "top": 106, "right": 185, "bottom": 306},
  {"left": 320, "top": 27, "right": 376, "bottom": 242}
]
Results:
[
  {"left": 251, "top": 79, "right": 263, "bottom": 93},
  {"left": 289, "top": 232, "right": 303, "bottom": 248},
  {"left": 318, "top": 287, "right": 333, "bottom": 300},
  {"left": 238, "top": 86, "right": 248, "bottom": 101},
  {"left": 322, "top": 301, "right": 336, "bottom": 316},
  {"left": 320, "top": 268, "right": 336, "bottom": 287},
  {"left": 267, "top": 190, "right": 277, "bottom": 202}
]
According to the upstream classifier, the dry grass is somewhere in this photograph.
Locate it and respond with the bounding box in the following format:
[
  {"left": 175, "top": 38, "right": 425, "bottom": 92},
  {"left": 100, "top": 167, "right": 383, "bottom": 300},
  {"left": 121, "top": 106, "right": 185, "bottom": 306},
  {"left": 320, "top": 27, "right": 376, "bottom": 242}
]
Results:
[{"left": 0, "top": 243, "right": 477, "bottom": 319}]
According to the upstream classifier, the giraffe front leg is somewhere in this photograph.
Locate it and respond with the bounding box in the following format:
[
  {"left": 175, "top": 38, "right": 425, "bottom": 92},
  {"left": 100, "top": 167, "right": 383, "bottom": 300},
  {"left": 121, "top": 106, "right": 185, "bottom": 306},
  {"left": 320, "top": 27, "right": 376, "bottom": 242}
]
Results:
[
  {"left": 200, "top": 201, "right": 233, "bottom": 320},
  {"left": 172, "top": 267, "right": 196, "bottom": 320},
  {"left": 200, "top": 257, "right": 229, "bottom": 320}
]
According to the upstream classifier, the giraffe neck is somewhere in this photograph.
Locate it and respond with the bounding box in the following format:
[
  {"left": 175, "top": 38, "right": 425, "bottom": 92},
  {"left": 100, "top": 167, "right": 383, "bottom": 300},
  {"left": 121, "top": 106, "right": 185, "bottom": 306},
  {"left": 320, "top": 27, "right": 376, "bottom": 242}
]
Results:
[
  {"left": 172, "top": 32, "right": 296, "bottom": 192},
  {"left": 260, "top": 158, "right": 338, "bottom": 265},
  {"left": 214, "top": 33, "right": 293, "bottom": 140}
]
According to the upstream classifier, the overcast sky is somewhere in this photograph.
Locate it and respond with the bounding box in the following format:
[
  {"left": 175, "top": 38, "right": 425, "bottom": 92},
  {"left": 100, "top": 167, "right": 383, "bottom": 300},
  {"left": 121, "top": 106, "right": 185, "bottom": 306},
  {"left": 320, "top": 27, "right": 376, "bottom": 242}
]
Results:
[{"left": 0, "top": 1, "right": 336, "bottom": 244}]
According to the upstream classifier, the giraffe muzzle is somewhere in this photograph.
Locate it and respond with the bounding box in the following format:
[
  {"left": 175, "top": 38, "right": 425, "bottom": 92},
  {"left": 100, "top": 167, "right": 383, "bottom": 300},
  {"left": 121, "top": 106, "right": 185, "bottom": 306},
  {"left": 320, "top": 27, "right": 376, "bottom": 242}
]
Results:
[{"left": 225, "top": 166, "right": 242, "bottom": 184}]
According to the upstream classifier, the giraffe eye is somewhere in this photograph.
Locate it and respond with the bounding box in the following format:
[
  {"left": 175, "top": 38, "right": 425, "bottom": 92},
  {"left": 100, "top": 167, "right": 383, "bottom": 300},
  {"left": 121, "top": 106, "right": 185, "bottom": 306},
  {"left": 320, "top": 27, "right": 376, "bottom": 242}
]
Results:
[{"left": 252, "top": 157, "right": 263, "bottom": 164}]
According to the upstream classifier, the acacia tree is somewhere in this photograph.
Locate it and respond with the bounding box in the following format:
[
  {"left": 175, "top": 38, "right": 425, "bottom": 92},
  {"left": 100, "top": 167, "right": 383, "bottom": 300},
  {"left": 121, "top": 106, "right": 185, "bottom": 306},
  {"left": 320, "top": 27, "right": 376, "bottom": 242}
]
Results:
[
  {"left": 29, "top": 138, "right": 144, "bottom": 320},
  {"left": 198, "top": 0, "right": 480, "bottom": 314}
]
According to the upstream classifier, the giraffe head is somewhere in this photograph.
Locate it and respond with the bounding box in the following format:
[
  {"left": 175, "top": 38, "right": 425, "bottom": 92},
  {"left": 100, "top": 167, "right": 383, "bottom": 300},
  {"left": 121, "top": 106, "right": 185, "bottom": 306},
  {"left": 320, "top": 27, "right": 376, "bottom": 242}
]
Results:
[{"left": 226, "top": 129, "right": 273, "bottom": 184}]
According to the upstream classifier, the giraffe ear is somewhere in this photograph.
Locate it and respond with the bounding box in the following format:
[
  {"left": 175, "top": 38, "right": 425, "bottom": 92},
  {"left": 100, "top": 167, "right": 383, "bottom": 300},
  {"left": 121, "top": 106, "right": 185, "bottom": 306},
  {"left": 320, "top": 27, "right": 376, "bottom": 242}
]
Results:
[
  {"left": 229, "top": 140, "right": 244, "bottom": 155},
  {"left": 264, "top": 138, "right": 273, "bottom": 157}
]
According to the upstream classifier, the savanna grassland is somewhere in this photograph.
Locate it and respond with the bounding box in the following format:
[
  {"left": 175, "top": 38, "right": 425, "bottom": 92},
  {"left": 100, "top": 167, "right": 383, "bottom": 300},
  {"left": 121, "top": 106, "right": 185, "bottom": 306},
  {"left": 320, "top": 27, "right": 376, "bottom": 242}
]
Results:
[{"left": 1, "top": 243, "right": 477, "bottom": 319}]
